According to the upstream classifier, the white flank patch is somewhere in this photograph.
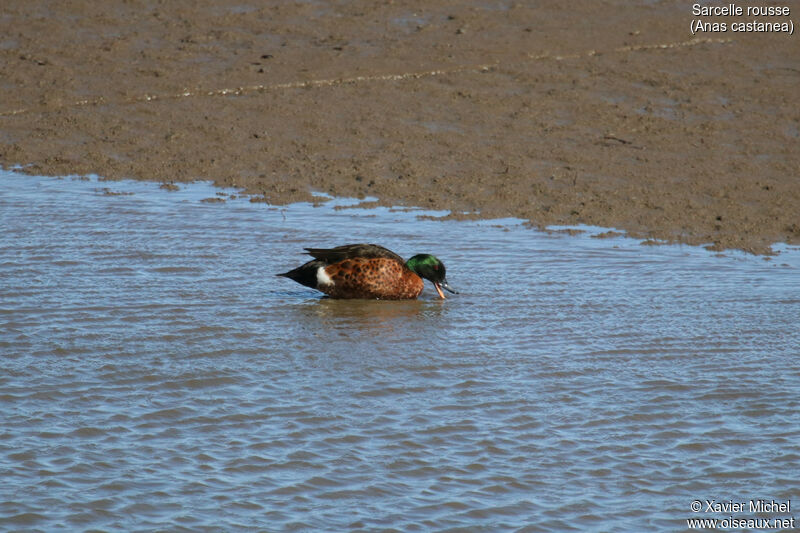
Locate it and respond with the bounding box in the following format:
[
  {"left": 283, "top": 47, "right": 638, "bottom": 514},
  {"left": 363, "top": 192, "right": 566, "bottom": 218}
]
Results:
[{"left": 316, "top": 267, "right": 333, "bottom": 287}]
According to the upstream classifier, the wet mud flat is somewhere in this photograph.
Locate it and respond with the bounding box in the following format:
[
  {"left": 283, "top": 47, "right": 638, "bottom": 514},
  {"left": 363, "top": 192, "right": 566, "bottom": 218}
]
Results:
[
  {"left": 1, "top": 1, "right": 799, "bottom": 254},
  {"left": 1, "top": 173, "right": 799, "bottom": 530}
]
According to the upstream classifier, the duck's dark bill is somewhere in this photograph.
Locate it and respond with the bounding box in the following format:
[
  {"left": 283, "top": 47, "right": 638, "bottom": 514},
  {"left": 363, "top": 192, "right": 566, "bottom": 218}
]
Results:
[{"left": 440, "top": 279, "right": 458, "bottom": 294}]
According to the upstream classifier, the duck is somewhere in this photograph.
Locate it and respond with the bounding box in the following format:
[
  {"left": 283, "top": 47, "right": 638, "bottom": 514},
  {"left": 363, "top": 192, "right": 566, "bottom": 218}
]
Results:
[{"left": 277, "top": 243, "right": 458, "bottom": 300}]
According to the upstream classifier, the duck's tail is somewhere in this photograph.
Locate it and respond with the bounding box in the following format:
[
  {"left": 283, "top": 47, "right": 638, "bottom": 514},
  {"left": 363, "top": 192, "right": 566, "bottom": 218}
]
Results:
[{"left": 277, "top": 260, "right": 325, "bottom": 290}]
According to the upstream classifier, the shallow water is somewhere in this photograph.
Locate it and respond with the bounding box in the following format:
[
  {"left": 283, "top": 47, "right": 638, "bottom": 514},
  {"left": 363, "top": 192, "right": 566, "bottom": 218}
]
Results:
[{"left": 1, "top": 171, "right": 799, "bottom": 532}]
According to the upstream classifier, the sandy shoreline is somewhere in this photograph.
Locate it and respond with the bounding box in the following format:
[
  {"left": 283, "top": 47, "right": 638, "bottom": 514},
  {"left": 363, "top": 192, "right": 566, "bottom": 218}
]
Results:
[{"left": 1, "top": 1, "right": 798, "bottom": 254}]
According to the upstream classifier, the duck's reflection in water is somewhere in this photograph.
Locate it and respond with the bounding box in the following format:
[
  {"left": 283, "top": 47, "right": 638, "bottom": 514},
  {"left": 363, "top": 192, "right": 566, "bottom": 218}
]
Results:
[{"left": 289, "top": 296, "right": 445, "bottom": 338}]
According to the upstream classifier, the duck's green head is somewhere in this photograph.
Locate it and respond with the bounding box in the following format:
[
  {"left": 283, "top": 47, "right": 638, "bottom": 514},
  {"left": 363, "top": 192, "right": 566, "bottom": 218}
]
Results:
[{"left": 406, "top": 254, "right": 458, "bottom": 299}]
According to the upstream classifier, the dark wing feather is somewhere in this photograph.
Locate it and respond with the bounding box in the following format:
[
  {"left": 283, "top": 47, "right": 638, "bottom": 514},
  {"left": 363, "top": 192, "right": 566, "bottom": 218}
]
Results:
[{"left": 304, "top": 244, "right": 405, "bottom": 264}]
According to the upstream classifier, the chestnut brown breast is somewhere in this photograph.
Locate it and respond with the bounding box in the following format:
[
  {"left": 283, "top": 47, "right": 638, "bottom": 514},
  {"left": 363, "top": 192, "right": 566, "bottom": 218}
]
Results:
[{"left": 321, "top": 258, "right": 424, "bottom": 300}]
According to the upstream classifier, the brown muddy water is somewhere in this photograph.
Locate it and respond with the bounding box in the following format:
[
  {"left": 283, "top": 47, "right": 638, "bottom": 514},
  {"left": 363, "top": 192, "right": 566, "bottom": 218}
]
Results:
[{"left": 1, "top": 170, "right": 799, "bottom": 532}]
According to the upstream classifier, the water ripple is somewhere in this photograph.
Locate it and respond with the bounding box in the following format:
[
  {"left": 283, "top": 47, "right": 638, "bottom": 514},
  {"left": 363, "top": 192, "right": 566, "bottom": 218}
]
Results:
[{"left": 1, "top": 172, "right": 799, "bottom": 531}]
